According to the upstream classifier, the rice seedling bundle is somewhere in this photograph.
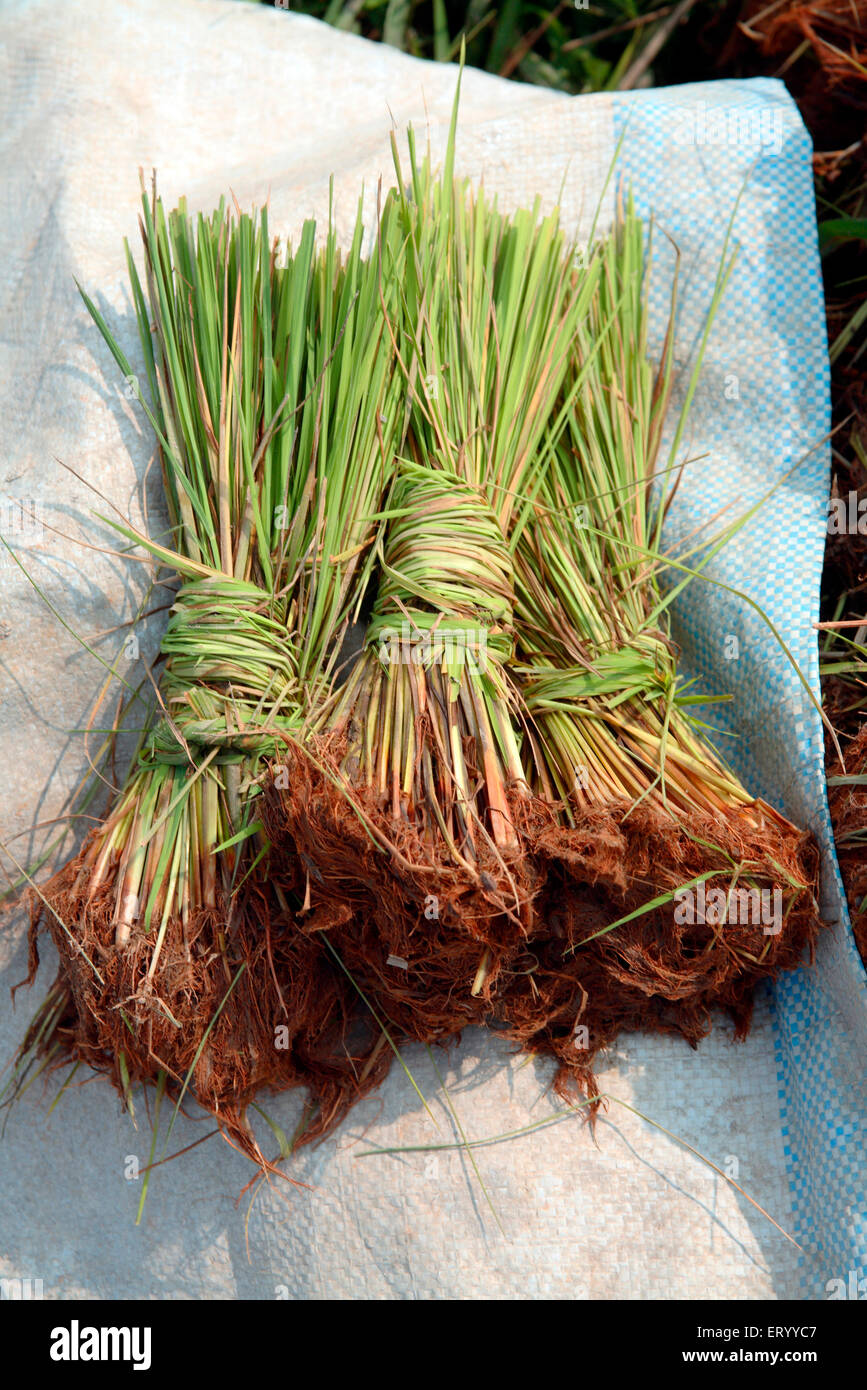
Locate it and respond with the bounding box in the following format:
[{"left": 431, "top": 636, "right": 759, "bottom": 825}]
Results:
[
  {"left": 267, "top": 123, "right": 604, "bottom": 1032},
  {"left": 18, "top": 101, "right": 823, "bottom": 1162},
  {"left": 21, "top": 184, "right": 411, "bottom": 1156},
  {"left": 482, "top": 206, "right": 823, "bottom": 1095}
]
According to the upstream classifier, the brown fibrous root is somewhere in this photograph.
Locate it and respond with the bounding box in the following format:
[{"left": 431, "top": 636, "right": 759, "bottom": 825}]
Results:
[{"left": 18, "top": 744, "right": 823, "bottom": 1164}]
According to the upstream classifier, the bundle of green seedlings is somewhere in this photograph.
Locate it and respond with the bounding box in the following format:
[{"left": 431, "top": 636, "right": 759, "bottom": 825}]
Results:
[
  {"left": 265, "top": 119, "right": 602, "bottom": 1037},
  {"left": 489, "top": 206, "right": 823, "bottom": 1093},
  {"left": 16, "top": 102, "right": 823, "bottom": 1164},
  {"left": 18, "top": 180, "right": 414, "bottom": 1158}
]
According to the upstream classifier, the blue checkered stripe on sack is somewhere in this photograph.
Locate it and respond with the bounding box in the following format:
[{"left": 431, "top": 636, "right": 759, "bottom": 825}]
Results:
[{"left": 612, "top": 78, "right": 867, "bottom": 1297}]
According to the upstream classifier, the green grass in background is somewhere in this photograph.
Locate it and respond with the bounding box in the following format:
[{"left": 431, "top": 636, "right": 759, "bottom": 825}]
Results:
[{"left": 266, "top": 0, "right": 734, "bottom": 91}]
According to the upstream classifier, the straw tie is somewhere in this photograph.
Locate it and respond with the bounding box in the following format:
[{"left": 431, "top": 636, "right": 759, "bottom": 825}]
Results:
[
  {"left": 142, "top": 575, "right": 300, "bottom": 764},
  {"left": 366, "top": 462, "right": 516, "bottom": 678}
]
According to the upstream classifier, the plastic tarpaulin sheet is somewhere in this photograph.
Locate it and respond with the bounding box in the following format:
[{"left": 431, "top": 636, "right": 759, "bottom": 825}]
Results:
[{"left": 1, "top": 0, "right": 864, "bottom": 1300}]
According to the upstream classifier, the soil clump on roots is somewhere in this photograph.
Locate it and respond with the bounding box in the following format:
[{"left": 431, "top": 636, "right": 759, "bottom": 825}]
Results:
[{"left": 261, "top": 752, "right": 822, "bottom": 1108}]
